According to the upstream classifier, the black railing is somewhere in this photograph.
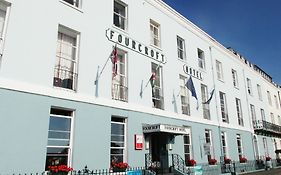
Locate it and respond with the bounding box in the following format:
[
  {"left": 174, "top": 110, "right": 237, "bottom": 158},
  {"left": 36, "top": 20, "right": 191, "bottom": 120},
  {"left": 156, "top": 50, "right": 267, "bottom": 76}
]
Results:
[
  {"left": 53, "top": 66, "right": 78, "bottom": 91},
  {"left": 3, "top": 159, "right": 281, "bottom": 175},
  {"left": 112, "top": 84, "right": 128, "bottom": 102},
  {"left": 171, "top": 154, "right": 189, "bottom": 174},
  {"left": 253, "top": 120, "right": 281, "bottom": 136}
]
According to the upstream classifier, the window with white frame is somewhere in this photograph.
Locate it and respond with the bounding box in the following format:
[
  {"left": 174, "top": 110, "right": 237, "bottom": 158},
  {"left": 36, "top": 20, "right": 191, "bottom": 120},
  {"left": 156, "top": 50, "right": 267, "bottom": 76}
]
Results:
[
  {"left": 221, "top": 132, "right": 228, "bottom": 158},
  {"left": 197, "top": 48, "right": 205, "bottom": 70},
  {"left": 219, "top": 91, "right": 229, "bottom": 123},
  {"left": 112, "top": 48, "right": 128, "bottom": 102},
  {"left": 253, "top": 135, "right": 259, "bottom": 159},
  {"left": 45, "top": 108, "right": 73, "bottom": 170},
  {"left": 250, "top": 104, "right": 256, "bottom": 123},
  {"left": 53, "top": 25, "right": 79, "bottom": 91},
  {"left": 260, "top": 108, "right": 266, "bottom": 121},
  {"left": 180, "top": 75, "right": 190, "bottom": 115},
  {"left": 235, "top": 98, "right": 243, "bottom": 126},
  {"left": 150, "top": 20, "right": 160, "bottom": 47},
  {"left": 113, "top": 0, "right": 127, "bottom": 30},
  {"left": 183, "top": 133, "right": 192, "bottom": 164},
  {"left": 246, "top": 78, "right": 252, "bottom": 95},
  {"left": 0, "top": 1, "right": 9, "bottom": 55},
  {"left": 236, "top": 134, "right": 243, "bottom": 159},
  {"left": 205, "top": 129, "right": 213, "bottom": 161},
  {"left": 270, "top": 112, "right": 275, "bottom": 124},
  {"left": 216, "top": 60, "right": 224, "bottom": 81},
  {"left": 274, "top": 95, "right": 279, "bottom": 109},
  {"left": 177, "top": 36, "right": 186, "bottom": 60},
  {"left": 151, "top": 62, "right": 164, "bottom": 109},
  {"left": 267, "top": 91, "right": 272, "bottom": 106},
  {"left": 257, "top": 84, "right": 262, "bottom": 101},
  {"left": 110, "top": 117, "right": 127, "bottom": 164},
  {"left": 62, "top": 0, "right": 81, "bottom": 8},
  {"left": 262, "top": 137, "right": 268, "bottom": 156},
  {"left": 232, "top": 69, "right": 238, "bottom": 88},
  {"left": 201, "top": 84, "right": 210, "bottom": 120}
]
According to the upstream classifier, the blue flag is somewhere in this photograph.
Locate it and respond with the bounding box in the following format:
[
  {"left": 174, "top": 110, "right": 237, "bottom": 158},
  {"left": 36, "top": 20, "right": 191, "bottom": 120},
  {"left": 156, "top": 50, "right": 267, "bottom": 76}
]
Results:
[
  {"left": 203, "top": 88, "right": 215, "bottom": 104},
  {"left": 185, "top": 76, "right": 198, "bottom": 100}
]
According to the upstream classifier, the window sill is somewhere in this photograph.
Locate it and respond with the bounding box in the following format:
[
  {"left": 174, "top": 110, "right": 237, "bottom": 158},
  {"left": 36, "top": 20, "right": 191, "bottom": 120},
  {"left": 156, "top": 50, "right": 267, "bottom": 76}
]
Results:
[
  {"left": 112, "top": 25, "right": 129, "bottom": 35},
  {"left": 218, "top": 79, "right": 224, "bottom": 83},
  {"left": 198, "top": 67, "right": 206, "bottom": 73},
  {"left": 53, "top": 86, "right": 76, "bottom": 93},
  {"left": 150, "top": 44, "right": 162, "bottom": 51},
  {"left": 59, "top": 0, "right": 83, "bottom": 13},
  {"left": 177, "top": 58, "right": 187, "bottom": 63}
]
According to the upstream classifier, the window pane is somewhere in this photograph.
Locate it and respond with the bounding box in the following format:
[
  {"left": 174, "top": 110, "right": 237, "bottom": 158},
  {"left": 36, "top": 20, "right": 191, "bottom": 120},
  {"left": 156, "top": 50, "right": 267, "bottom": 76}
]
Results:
[
  {"left": 48, "top": 131, "right": 70, "bottom": 139},
  {"left": 111, "top": 123, "right": 124, "bottom": 135},
  {"left": 111, "top": 141, "right": 124, "bottom": 147},
  {"left": 49, "top": 116, "right": 71, "bottom": 131},
  {"left": 48, "top": 139, "right": 70, "bottom": 146}
]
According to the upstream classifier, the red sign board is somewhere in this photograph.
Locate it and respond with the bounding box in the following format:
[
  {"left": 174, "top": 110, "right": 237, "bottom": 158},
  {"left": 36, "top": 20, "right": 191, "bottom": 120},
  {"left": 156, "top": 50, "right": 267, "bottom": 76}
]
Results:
[{"left": 134, "top": 134, "right": 143, "bottom": 150}]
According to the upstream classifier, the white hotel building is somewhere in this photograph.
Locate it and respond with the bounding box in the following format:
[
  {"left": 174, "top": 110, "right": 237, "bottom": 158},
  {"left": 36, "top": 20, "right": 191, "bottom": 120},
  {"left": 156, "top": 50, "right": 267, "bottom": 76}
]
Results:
[{"left": 0, "top": 0, "right": 281, "bottom": 174}]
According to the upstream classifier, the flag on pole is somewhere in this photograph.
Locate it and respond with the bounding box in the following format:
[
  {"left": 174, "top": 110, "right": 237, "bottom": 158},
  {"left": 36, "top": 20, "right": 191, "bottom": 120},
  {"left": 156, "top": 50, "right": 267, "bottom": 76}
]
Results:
[
  {"left": 111, "top": 46, "right": 118, "bottom": 77},
  {"left": 185, "top": 76, "right": 198, "bottom": 100},
  {"left": 203, "top": 88, "right": 215, "bottom": 104},
  {"left": 185, "top": 76, "right": 199, "bottom": 109},
  {"left": 149, "top": 72, "right": 156, "bottom": 89}
]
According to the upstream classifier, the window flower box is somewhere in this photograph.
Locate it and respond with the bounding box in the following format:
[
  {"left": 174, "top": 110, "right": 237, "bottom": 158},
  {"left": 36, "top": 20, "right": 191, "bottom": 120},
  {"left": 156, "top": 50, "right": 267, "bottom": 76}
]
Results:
[
  {"left": 186, "top": 159, "right": 196, "bottom": 166},
  {"left": 266, "top": 156, "right": 271, "bottom": 161},
  {"left": 111, "top": 162, "right": 129, "bottom": 172},
  {"left": 48, "top": 165, "right": 73, "bottom": 175},
  {"left": 208, "top": 158, "right": 217, "bottom": 165},
  {"left": 224, "top": 158, "right": 231, "bottom": 164},
  {"left": 239, "top": 157, "right": 247, "bottom": 163}
]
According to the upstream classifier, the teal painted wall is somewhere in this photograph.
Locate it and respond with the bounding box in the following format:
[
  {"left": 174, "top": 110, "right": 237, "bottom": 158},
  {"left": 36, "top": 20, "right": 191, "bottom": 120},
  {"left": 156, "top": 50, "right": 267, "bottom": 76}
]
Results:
[{"left": 0, "top": 88, "right": 256, "bottom": 173}]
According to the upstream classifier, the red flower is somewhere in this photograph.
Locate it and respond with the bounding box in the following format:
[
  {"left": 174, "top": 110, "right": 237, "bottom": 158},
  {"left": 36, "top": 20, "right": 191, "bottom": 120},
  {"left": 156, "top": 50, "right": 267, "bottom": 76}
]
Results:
[
  {"left": 48, "top": 165, "right": 73, "bottom": 173},
  {"left": 208, "top": 158, "right": 217, "bottom": 165},
  {"left": 266, "top": 156, "right": 271, "bottom": 161},
  {"left": 239, "top": 157, "right": 247, "bottom": 163},
  {"left": 186, "top": 159, "right": 196, "bottom": 166},
  {"left": 111, "top": 162, "right": 129, "bottom": 169},
  {"left": 224, "top": 158, "right": 231, "bottom": 164}
]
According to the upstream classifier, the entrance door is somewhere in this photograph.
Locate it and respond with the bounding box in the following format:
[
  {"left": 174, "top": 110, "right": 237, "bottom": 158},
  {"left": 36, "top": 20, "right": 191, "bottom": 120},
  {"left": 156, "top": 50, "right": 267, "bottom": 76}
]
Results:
[{"left": 151, "top": 133, "right": 169, "bottom": 172}]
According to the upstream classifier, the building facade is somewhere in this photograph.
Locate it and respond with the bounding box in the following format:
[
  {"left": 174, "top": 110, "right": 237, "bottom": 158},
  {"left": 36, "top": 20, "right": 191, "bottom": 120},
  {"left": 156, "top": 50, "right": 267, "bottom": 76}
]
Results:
[{"left": 0, "top": 0, "right": 281, "bottom": 174}]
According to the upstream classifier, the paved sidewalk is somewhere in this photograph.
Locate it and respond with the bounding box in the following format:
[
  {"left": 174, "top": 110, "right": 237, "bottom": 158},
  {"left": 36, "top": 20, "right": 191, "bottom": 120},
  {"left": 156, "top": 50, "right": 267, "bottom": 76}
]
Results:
[{"left": 243, "top": 168, "right": 281, "bottom": 175}]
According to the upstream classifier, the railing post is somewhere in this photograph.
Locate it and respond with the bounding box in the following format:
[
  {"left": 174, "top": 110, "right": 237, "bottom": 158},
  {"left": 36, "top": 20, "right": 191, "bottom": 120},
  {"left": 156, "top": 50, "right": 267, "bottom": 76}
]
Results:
[{"left": 231, "top": 162, "right": 236, "bottom": 175}]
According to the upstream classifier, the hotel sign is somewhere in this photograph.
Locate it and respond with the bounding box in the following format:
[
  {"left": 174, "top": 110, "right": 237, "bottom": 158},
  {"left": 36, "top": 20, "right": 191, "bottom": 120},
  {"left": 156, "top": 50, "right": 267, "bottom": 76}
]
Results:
[
  {"left": 183, "top": 64, "right": 203, "bottom": 80},
  {"left": 106, "top": 28, "right": 166, "bottom": 64},
  {"left": 142, "top": 124, "right": 189, "bottom": 135}
]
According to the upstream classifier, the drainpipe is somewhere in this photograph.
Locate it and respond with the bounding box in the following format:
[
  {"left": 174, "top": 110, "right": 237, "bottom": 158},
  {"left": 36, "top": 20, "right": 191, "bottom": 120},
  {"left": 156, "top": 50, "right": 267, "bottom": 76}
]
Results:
[
  {"left": 242, "top": 69, "right": 257, "bottom": 160},
  {"left": 209, "top": 46, "right": 224, "bottom": 161}
]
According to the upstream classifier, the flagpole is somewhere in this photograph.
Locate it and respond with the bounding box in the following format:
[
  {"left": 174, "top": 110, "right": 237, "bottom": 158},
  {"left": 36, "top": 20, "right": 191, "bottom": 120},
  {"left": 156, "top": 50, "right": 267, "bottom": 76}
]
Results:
[
  {"left": 145, "top": 62, "right": 161, "bottom": 88},
  {"left": 140, "top": 62, "right": 161, "bottom": 96},
  {"left": 95, "top": 43, "right": 117, "bottom": 84}
]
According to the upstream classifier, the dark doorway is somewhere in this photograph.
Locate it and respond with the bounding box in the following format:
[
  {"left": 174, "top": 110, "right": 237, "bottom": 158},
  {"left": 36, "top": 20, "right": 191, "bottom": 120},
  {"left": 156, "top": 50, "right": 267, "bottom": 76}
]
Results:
[{"left": 151, "top": 133, "right": 169, "bottom": 173}]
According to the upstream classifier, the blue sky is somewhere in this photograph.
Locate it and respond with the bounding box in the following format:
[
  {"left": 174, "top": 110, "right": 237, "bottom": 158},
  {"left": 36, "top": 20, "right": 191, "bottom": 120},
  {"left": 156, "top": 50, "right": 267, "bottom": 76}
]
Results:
[{"left": 164, "top": 0, "right": 281, "bottom": 84}]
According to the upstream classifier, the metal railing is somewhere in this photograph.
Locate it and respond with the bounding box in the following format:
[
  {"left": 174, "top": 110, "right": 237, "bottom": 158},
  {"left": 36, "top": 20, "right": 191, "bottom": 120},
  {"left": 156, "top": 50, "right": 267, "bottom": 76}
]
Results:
[
  {"left": 112, "top": 84, "right": 128, "bottom": 102},
  {"left": 2, "top": 159, "right": 281, "bottom": 175},
  {"left": 171, "top": 154, "right": 190, "bottom": 174},
  {"left": 253, "top": 120, "right": 281, "bottom": 135},
  {"left": 53, "top": 66, "right": 78, "bottom": 91}
]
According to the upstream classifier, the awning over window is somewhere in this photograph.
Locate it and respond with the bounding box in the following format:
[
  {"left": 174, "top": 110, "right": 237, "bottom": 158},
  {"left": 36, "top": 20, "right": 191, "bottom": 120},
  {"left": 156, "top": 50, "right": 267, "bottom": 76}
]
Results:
[{"left": 142, "top": 124, "right": 189, "bottom": 135}]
